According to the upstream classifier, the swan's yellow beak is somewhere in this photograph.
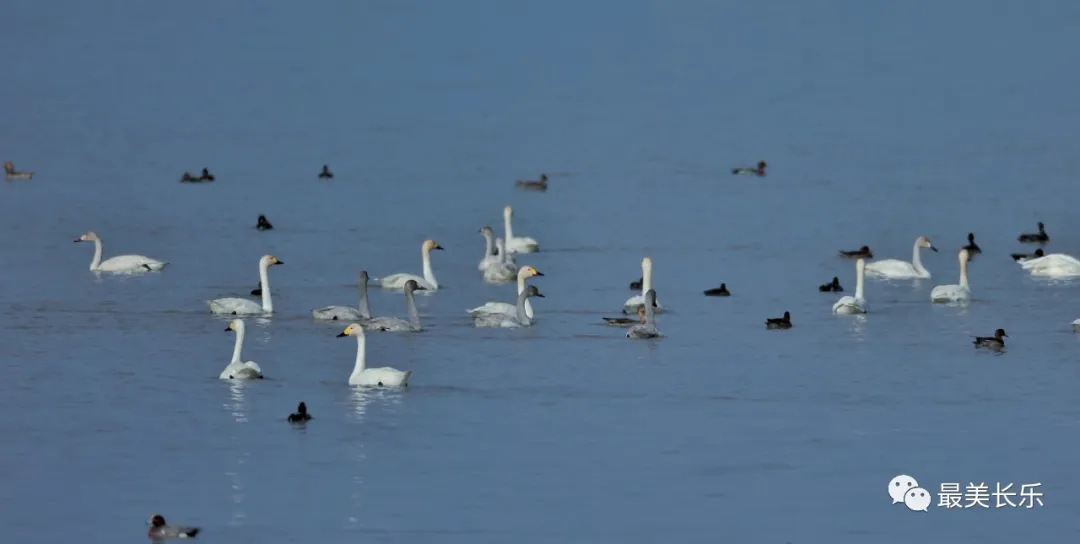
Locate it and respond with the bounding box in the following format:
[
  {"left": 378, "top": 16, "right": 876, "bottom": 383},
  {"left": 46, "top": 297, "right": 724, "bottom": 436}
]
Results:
[
  {"left": 337, "top": 326, "right": 352, "bottom": 337},
  {"left": 529, "top": 267, "right": 545, "bottom": 277},
  {"left": 225, "top": 322, "right": 234, "bottom": 332}
]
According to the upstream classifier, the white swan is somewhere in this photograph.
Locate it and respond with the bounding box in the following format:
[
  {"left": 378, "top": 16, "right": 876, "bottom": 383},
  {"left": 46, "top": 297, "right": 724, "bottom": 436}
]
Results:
[
  {"left": 865, "top": 236, "right": 937, "bottom": 279},
  {"left": 1020, "top": 253, "right": 1080, "bottom": 277},
  {"left": 312, "top": 270, "right": 371, "bottom": 321},
  {"left": 482, "top": 237, "right": 520, "bottom": 283},
  {"left": 832, "top": 258, "right": 869, "bottom": 314},
  {"left": 467, "top": 266, "right": 544, "bottom": 319},
  {"left": 220, "top": 319, "right": 264, "bottom": 380},
  {"left": 624, "top": 257, "right": 664, "bottom": 314},
  {"left": 376, "top": 239, "right": 442, "bottom": 290},
  {"left": 74, "top": 232, "right": 167, "bottom": 273},
  {"left": 930, "top": 249, "right": 972, "bottom": 303},
  {"left": 627, "top": 290, "right": 662, "bottom": 339},
  {"left": 337, "top": 323, "right": 411, "bottom": 387},
  {"left": 209, "top": 255, "right": 283, "bottom": 315},
  {"left": 502, "top": 205, "right": 539, "bottom": 254},
  {"left": 473, "top": 285, "right": 545, "bottom": 328},
  {"left": 477, "top": 226, "right": 503, "bottom": 271},
  {"left": 364, "top": 279, "right": 425, "bottom": 332}
]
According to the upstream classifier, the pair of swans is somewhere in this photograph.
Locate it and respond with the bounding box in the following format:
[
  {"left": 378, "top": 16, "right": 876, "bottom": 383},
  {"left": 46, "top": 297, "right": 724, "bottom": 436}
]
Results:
[
  {"left": 313, "top": 273, "right": 426, "bottom": 332},
  {"left": 74, "top": 232, "right": 168, "bottom": 273},
  {"left": 338, "top": 323, "right": 411, "bottom": 386},
  {"left": 376, "top": 239, "right": 443, "bottom": 290},
  {"left": 626, "top": 290, "right": 661, "bottom": 339},
  {"left": 624, "top": 257, "right": 664, "bottom": 314},
  {"left": 478, "top": 227, "right": 520, "bottom": 283},
  {"left": 472, "top": 285, "right": 545, "bottom": 328},
  {"left": 468, "top": 266, "right": 545, "bottom": 320},
  {"left": 209, "top": 255, "right": 284, "bottom": 315},
  {"left": 220, "top": 319, "right": 264, "bottom": 380},
  {"left": 865, "top": 236, "right": 937, "bottom": 279}
]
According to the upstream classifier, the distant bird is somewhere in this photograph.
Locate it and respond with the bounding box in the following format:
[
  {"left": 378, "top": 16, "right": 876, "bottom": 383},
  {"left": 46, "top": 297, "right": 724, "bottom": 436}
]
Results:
[
  {"left": 839, "top": 246, "right": 873, "bottom": 259},
  {"left": 973, "top": 329, "right": 1007, "bottom": 351},
  {"left": 1011, "top": 248, "right": 1044, "bottom": 262},
  {"left": 819, "top": 277, "right": 843, "bottom": 292},
  {"left": 703, "top": 283, "right": 731, "bottom": 296},
  {"left": 147, "top": 514, "right": 200, "bottom": 540},
  {"left": 516, "top": 173, "right": 548, "bottom": 191},
  {"left": 732, "top": 160, "right": 767, "bottom": 177},
  {"left": 602, "top": 306, "right": 646, "bottom": 327},
  {"left": 1017, "top": 222, "right": 1049, "bottom": 244},
  {"left": 179, "top": 171, "right": 199, "bottom": 183},
  {"left": 3, "top": 161, "right": 33, "bottom": 181},
  {"left": 765, "top": 311, "right": 793, "bottom": 330},
  {"left": 287, "top": 402, "right": 312, "bottom": 423},
  {"left": 962, "top": 233, "right": 982, "bottom": 257},
  {"left": 198, "top": 168, "right": 214, "bottom": 182},
  {"left": 318, "top": 165, "right": 334, "bottom": 179},
  {"left": 628, "top": 276, "right": 643, "bottom": 291},
  {"left": 256, "top": 215, "right": 273, "bottom": 231}
]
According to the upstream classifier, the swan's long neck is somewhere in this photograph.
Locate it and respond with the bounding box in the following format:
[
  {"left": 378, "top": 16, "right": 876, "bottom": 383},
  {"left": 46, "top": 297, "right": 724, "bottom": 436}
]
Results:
[
  {"left": 959, "top": 256, "right": 969, "bottom": 289},
  {"left": 90, "top": 239, "right": 103, "bottom": 271},
  {"left": 641, "top": 261, "right": 653, "bottom": 293},
  {"left": 421, "top": 246, "right": 438, "bottom": 289},
  {"left": 516, "top": 271, "right": 534, "bottom": 319},
  {"left": 515, "top": 290, "right": 532, "bottom": 326},
  {"left": 406, "top": 289, "right": 421, "bottom": 328},
  {"left": 504, "top": 210, "right": 514, "bottom": 240},
  {"left": 351, "top": 333, "right": 367, "bottom": 376},
  {"left": 359, "top": 276, "right": 371, "bottom": 319},
  {"left": 911, "top": 241, "right": 927, "bottom": 274},
  {"left": 644, "top": 296, "right": 656, "bottom": 324},
  {"left": 482, "top": 231, "right": 495, "bottom": 259},
  {"left": 498, "top": 239, "right": 509, "bottom": 264},
  {"left": 854, "top": 259, "right": 866, "bottom": 300},
  {"left": 258, "top": 261, "right": 273, "bottom": 312},
  {"left": 230, "top": 323, "right": 245, "bottom": 364}
]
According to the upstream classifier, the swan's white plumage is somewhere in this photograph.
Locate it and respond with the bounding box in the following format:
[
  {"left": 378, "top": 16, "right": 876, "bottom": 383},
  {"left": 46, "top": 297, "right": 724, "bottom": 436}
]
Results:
[
  {"left": 502, "top": 205, "right": 539, "bottom": 254},
  {"left": 626, "top": 290, "right": 662, "bottom": 339},
  {"left": 930, "top": 249, "right": 972, "bottom": 303},
  {"left": 75, "top": 232, "right": 167, "bottom": 273},
  {"left": 339, "top": 323, "right": 411, "bottom": 386},
  {"left": 220, "top": 319, "right": 264, "bottom": 380},
  {"left": 833, "top": 258, "right": 869, "bottom": 314},
  {"left": 1020, "top": 253, "right": 1080, "bottom": 277},
  {"left": 624, "top": 257, "right": 665, "bottom": 314},
  {"left": 377, "top": 239, "right": 442, "bottom": 290},
  {"left": 473, "top": 285, "right": 543, "bottom": 328},
  {"left": 312, "top": 271, "right": 371, "bottom": 321},
  {"left": 482, "top": 237, "right": 520, "bottom": 283},
  {"left": 477, "top": 226, "right": 503, "bottom": 271},
  {"left": 467, "top": 266, "right": 543, "bottom": 319},
  {"left": 865, "top": 236, "right": 936, "bottom": 279},
  {"left": 363, "top": 280, "right": 425, "bottom": 332},
  {"left": 209, "top": 255, "right": 282, "bottom": 315}
]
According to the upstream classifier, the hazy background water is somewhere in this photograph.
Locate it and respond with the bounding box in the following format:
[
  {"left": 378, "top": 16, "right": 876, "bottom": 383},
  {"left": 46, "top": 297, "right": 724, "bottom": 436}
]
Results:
[{"left": 2, "top": 0, "right": 1080, "bottom": 542}]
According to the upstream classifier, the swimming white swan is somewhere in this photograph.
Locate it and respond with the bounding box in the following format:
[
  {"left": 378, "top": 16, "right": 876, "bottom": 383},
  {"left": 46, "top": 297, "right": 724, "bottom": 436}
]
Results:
[
  {"left": 74, "top": 232, "right": 168, "bottom": 273},
  {"left": 624, "top": 257, "right": 664, "bottom": 314},
  {"left": 364, "top": 279, "right": 425, "bottom": 332},
  {"left": 220, "top": 319, "right": 264, "bottom": 380},
  {"left": 502, "top": 205, "right": 539, "bottom": 254},
  {"left": 467, "top": 266, "right": 544, "bottom": 319},
  {"left": 930, "top": 249, "right": 972, "bottom": 303},
  {"left": 627, "top": 290, "right": 662, "bottom": 339},
  {"left": 477, "top": 226, "right": 502, "bottom": 271},
  {"left": 376, "top": 239, "right": 442, "bottom": 290},
  {"left": 865, "top": 236, "right": 937, "bottom": 279},
  {"left": 337, "top": 323, "right": 412, "bottom": 387},
  {"left": 832, "top": 258, "right": 869, "bottom": 314},
  {"left": 482, "top": 237, "right": 520, "bottom": 283},
  {"left": 1019, "top": 253, "right": 1080, "bottom": 277},
  {"left": 473, "top": 285, "right": 545, "bottom": 328},
  {"left": 209, "top": 255, "right": 283, "bottom": 315},
  {"left": 312, "top": 270, "right": 372, "bottom": 321}
]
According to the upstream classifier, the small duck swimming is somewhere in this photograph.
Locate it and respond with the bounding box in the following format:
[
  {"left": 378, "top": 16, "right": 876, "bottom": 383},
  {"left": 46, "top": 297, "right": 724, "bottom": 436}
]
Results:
[
  {"left": 147, "top": 514, "right": 200, "bottom": 540},
  {"left": 703, "top": 283, "right": 731, "bottom": 296},
  {"left": 839, "top": 246, "right": 873, "bottom": 259},
  {"left": 819, "top": 277, "right": 843, "bottom": 292},
  {"left": 602, "top": 306, "right": 646, "bottom": 327},
  {"left": 732, "top": 160, "right": 767, "bottom": 176},
  {"left": 765, "top": 311, "right": 793, "bottom": 330},
  {"left": 962, "top": 233, "right": 982, "bottom": 256},
  {"left": 3, "top": 161, "right": 33, "bottom": 181},
  {"left": 287, "top": 401, "right": 312, "bottom": 423},
  {"left": 256, "top": 215, "right": 273, "bottom": 230},
  {"left": 318, "top": 165, "right": 334, "bottom": 179},
  {"left": 973, "top": 328, "right": 1007, "bottom": 351},
  {"left": 629, "top": 276, "right": 643, "bottom": 290},
  {"left": 516, "top": 173, "right": 548, "bottom": 191},
  {"left": 1011, "top": 248, "right": 1044, "bottom": 262},
  {"left": 1017, "top": 222, "right": 1049, "bottom": 244},
  {"left": 198, "top": 168, "right": 214, "bottom": 182}
]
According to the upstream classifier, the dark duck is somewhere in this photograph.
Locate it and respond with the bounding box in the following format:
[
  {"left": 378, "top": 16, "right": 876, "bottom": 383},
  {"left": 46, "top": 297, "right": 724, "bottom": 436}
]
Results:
[
  {"left": 1011, "top": 248, "right": 1044, "bottom": 262},
  {"left": 288, "top": 402, "right": 312, "bottom": 423},
  {"left": 318, "top": 165, "right": 334, "bottom": 179},
  {"left": 256, "top": 215, "right": 273, "bottom": 231},
  {"left": 765, "top": 311, "right": 793, "bottom": 330},
  {"left": 839, "top": 246, "right": 873, "bottom": 259},
  {"left": 703, "top": 283, "right": 731, "bottom": 296},
  {"left": 973, "top": 329, "right": 1007, "bottom": 351},
  {"left": 732, "top": 160, "right": 767, "bottom": 177},
  {"left": 819, "top": 277, "right": 843, "bottom": 292},
  {"left": 1017, "top": 222, "right": 1049, "bottom": 244}
]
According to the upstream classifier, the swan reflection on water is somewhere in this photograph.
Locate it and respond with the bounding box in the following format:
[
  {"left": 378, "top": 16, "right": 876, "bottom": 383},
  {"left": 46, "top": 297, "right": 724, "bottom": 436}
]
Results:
[{"left": 223, "top": 380, "right": 250, "bottom": 527}]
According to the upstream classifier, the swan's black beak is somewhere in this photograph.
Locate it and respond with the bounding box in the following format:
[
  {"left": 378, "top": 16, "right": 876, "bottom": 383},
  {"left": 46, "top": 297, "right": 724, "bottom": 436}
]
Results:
[
  {"left": 433, "top": 244, "right": 444, "bottom": 250},
  {"left": 930, "top": 246, "right": 939, "bottom": 252},
  {"left": 534, "top": 292, "right": 546, "bottom": 298},
  {"left": 274, "top": 260, "right": 284, "bottom": 265},
  {"left": 224, "top": 326, "right": 232, "bottom": 332},
  {"left": 534, "top": 271, "right": 545, "bottom": 276},
  {"left": 73, "top": 239, "right": 81, "bottom": 243},
  {"left": 336, "top": 331, "right": 348, "bottom": 337}
]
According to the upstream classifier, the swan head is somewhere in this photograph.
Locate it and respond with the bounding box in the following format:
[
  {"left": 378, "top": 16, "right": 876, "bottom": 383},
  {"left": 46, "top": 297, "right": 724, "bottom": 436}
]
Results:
[
  {"left": 524, "top": 285, "right": 545, "bottom": 299},
  {"left": 503, "top": 205, "right": 514, "bottom": 218},
  {"left": 917, "top": 236, "right": 938, "bottom": 252},
  {"left": 260, "top": 255, "right": 284, "bottom": 267},
  {"left": 423, "top": 239, "right": 443, "bottom": 252},
  {"left": 959, "top": 248, "right": 971, "bottom": 264},
  {"left": 404, "top": 279, "right": 427, "bottom": 294},
  {"left": 225, "top": 319, "right": 244, "bottom": 333},
  {"left": 520, "top": 266, "right": 544, "bottom": 279},
  {"left": 74, "top": 232, "right": 100, "bottom": 243},
  {"left": 644, "top": 289, "right": 658, "bottom": 307},
  {"left": 337, "top": 323, "right": 365, "bottom": 338},
  {"left": 358, "top": 270, "right": 369, "bottom": 282},
  {"left": 642, "top": 256, "right": 653, "bottom": 273},
  {"left": 479, "top": 225, "right": 494, "bottom": 237}
]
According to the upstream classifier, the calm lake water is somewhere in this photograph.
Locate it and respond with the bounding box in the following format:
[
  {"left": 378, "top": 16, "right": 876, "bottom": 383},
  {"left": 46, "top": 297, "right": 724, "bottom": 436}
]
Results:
[{"left": 3, "top": 1, "right": 1079, "bottom": 542}]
